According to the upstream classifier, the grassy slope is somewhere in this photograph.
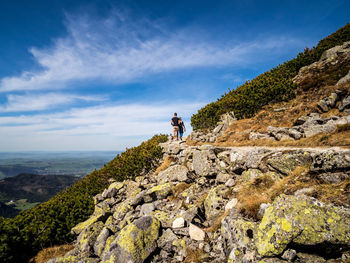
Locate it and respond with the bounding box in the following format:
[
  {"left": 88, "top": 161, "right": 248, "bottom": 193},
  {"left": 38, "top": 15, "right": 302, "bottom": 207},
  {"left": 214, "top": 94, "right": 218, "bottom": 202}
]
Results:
[{"left": 191, "top": 23, "right": 350, "bottom": 131}]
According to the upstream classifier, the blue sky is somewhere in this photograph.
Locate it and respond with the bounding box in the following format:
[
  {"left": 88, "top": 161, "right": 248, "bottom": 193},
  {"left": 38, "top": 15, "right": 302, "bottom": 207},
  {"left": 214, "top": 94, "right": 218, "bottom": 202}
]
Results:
[{"left": 0, "top": 0, "right": 349, "bottom": 151}]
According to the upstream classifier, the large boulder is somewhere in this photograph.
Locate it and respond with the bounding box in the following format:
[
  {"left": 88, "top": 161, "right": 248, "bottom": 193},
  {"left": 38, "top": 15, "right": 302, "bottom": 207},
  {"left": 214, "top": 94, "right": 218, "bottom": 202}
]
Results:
[
  {"left": 102, "top": 216, "right": 160, "bottom": 263},
  {"left": 267, "top": 151, "right": 312, "bottom": 175},
  {"left": 311, "top": 150, "right": 350, "bottom": 173},
  {"left": 192, "top": 150, "right": 216, "bottom": 176},
  {"left": 157, "top": 165, "right": 188, "bottom": 183},
  {"left": 256, "top": 195, "right": 350, "bottom": 257}
]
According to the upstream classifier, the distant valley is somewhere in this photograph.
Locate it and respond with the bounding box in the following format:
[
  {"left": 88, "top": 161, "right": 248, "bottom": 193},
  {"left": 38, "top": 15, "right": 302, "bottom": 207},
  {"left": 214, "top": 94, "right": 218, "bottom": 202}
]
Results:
[
  {"left": 0, "top": 151, "right": 119, "bottom": 178},
  {"left": 0, "top": 151, "right": 120, "bottom": 217}
]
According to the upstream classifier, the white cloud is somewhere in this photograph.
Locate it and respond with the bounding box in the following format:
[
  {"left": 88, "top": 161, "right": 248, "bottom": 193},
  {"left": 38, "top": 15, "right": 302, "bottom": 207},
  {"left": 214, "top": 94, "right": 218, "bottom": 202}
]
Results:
[
  {"left": 0, "top": 102, "right": 204, "bottom": 151},
  {"left": 0, "top": 93, "right": 106, "bottom": 112},
  {"left": 0, "top": 11, "right": 302, "bottom": 92}
]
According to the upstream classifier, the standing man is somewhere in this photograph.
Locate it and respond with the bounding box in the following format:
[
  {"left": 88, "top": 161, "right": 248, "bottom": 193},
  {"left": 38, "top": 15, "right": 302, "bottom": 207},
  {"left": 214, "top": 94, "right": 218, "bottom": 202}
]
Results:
[{"left": 171, "top": 113, "right": 180, "bottom": 140}]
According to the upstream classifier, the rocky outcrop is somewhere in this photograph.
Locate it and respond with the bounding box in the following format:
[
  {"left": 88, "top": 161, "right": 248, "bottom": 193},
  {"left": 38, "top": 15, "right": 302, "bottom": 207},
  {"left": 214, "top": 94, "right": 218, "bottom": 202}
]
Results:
[
  {"left": 249, "top": 91, "right": 350, "bottom": 141},
  {"left": 293, "top": 41, "right": 350, "bottom": 91},
  {"left": 190, "top": 111, "right": 236, "bottom": 143},
  {"left": 49, "top": 141, "right": 350, "bottom": 263}
]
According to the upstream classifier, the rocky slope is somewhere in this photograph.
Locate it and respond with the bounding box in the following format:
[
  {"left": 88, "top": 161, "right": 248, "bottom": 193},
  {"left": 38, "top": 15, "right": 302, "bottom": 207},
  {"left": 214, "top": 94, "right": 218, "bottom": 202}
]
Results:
[
  {"left": 190, "top": 41, "right": 350, "bottom": 145},
  {"left": 47, "top": 43, "right": 350, "bottom": 263},
  {"left": 49, "top": 142, "right": 350, "bottom": 263}
]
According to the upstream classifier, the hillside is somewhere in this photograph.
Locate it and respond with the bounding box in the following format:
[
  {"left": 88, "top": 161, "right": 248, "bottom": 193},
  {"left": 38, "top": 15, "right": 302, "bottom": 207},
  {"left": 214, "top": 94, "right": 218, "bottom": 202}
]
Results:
[
  {"left": 2, "top": 25, "right": 350, "bottom": 263},
  {"left": 42, "top": 29, "right": 350, "bottom": 263},
  {"left": 0, "top": 202, "right": 19, "bottom": 218},
  {"left": 0, "top": 173, "right": 81, "bottom": 217}
]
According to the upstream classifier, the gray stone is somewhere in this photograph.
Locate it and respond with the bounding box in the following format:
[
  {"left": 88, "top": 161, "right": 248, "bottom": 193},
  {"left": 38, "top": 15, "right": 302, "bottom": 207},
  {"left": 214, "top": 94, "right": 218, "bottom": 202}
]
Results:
[
  {"left": 294, "top": 115, "right": 309, "bottom": 126},
  {"left": 256, "top": 195, "right": 350, "bottom": 257},
  {"left": 317, "top": 99, "right": 329, "bottom": 112},
  {"left": 216, "top": 172, "right": 232, "bottom": 183},
  {"left": 225, "top": 198, "right": 238, "bottom": 211},
  {"left": 281, "top": 249, "right": 297, "bottom": 262},
  {"left": 339, "top": 95, "right": 350, "bottom": 111},
  {"left": 158, "top": 165, "right": 189, "bottom": 183},
  {"left": 337, "top": 69, "right": 350, "bottom": 85},
  {"left": 139, "top": 203, "right": 155, "bottom": 216},
  {"left": 294, "top": 187, "right": 314, "bottom": 196},
  {"left": 257, "top": 203, "right": 270, "bottom": 219},
  {"left": 212, "top": 124, "right": 224, "bottom": 134},
  {"left": 77, "top": 221, "right": 105, "bottom": 256},
  {"left": 326, "top": 92, "right": 339, "bottom": 108},
  {"left": 311, "top": 150, "right": 350, "bottom": 173},
  {"left": 157, "top": 229, "right": 178, "bottom": 252},
  {"left": 93, "top": 227, "right": 110, "bottom": 257},
  {"left": 317, "top": 172, "right": 350, "bottom": 184},
  {"left": 225, "top": 178, "right": 236, "bottom": 187},
  {"left": 249, "top": 132, "right": 274, "bottom": 140},
  {"left": 193, "top": 150, "right": 213, "bottom": 176},
  {"left": 267, "top": 151, "right": 312, "bottom": 175}
]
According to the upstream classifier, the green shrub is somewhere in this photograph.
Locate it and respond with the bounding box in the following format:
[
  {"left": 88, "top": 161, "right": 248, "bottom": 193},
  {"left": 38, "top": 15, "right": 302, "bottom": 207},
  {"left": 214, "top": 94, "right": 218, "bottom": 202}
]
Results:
[
  {"left": 0, "top": 134, "right": 168, "bottom": 263},
  {"left": 191, "top": 23, "right": 350, "bottom": 130}
]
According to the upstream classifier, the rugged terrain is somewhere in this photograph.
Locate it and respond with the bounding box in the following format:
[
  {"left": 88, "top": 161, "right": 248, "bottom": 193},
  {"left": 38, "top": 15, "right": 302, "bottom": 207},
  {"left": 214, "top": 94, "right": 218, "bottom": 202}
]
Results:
[{"left": 45, "top": 42, "right": 350, "bottom": 263}]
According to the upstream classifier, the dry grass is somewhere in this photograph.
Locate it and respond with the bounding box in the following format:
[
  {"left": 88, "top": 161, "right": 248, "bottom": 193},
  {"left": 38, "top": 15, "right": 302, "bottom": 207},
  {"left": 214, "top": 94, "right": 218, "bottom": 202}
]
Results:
[
  {"left": 188, "top": 83, "right": 350, "bottom": 148},
  {"left": 311, "top": 178, "right": 350, "bottom": 207},
  {"left": 195, "top": 192, "right": 209, "bottom": 208},
  {"left": 30, "top": 244, "right": 74, "bottom": 263},
  {"left": 236, "top": 166, "right": 313, "bottom": 219},
  {"left": 155, "top": 156, "right": 174, "bottom": 174},
  {"left": 172, "top": 182, "right": 192, "bottom": 198},
  {"left": 235, "top": 164, "right": 350, "bottom": 220},
  {"left": 184, "top": 248, "right": 203, "bottom": 263},
  {"left": 337, "top": 123, "right": 350, "bottom": 132},
  {"left": 204, "top": 210, "right": 229, "bottom": 233}
]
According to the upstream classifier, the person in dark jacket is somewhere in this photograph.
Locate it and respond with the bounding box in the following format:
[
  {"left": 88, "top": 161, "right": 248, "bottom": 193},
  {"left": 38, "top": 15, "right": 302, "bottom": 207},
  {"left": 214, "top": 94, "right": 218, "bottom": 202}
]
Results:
[
  {"left": 178, "top": 117, "right": 186, "bottom": 140},
  {"left": 171, "top": 113, "right": 179, "bottom": 140}
]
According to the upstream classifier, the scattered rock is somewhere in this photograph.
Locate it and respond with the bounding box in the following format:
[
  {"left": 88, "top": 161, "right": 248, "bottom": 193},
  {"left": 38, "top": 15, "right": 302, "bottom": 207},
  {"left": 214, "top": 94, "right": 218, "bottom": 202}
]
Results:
[
  {"left": 172, "top": 217, "right": 185, "bottom": 229},
  {"left": 189, "top": 223, "right": 205, "bottom": 241}
]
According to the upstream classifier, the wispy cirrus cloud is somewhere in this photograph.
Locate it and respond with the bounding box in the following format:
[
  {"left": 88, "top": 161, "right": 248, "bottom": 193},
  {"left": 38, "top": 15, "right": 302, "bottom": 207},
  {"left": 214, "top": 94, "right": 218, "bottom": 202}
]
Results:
[
  {"left": 0, "top": 93, "right": 106, "bottom": 112},
  {"left": 0, "top": 11, "right": 303, "bottom": 93}
]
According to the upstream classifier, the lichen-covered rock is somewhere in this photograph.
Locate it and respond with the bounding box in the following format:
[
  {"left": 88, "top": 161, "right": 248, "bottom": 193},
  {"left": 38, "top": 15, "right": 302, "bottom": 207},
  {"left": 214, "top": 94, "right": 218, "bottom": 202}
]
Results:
[
  {"left": 267, "top": 151, "right": 312, "bottom": 175},
  {"left": 157, "top": 228, "right": 178, "bottom": 252},
  {"left": 93, "top": 227, "right": 110, "bottom": 257},
  {"left": 77, "top": 221, "right": 104, "bottom": 256},
  {"left": 256, "top": 195, "right": 350, "bottom": 257},
  {"left": 204, "top": 185, "right": 228, "bottom": 221},
  {"left": 101, "top": 181, "right": 124, "bottom": 199},
  {"left": 311, "top": 150, "right": 350, "bottom": 173},
  {"left": 71, "top": 212, "right": 105, "bottom": 235},
  {"left": 241, "top": 168, "right": 263, "bottom": 182},
  {"left": 222, "top": 212, "right": 258, "bottom": 263},
  {"left": 147, "top": 183, "right": 173, "bottom": 200},
  {"left": 157, "top": 165, "right": 189, "bottom": 183},
  {"left": 102, "top": 216, "right": 160, "bottom": 263}
]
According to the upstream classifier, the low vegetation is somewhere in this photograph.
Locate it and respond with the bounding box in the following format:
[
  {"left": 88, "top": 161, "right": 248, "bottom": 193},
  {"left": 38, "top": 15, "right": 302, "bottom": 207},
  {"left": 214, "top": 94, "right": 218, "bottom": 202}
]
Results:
[
  {"left": 191, "top": 23, "right": 350, "bottom": 131},
  {"left": 0, "top": 134, "right": 168, "bottom": 263}
]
